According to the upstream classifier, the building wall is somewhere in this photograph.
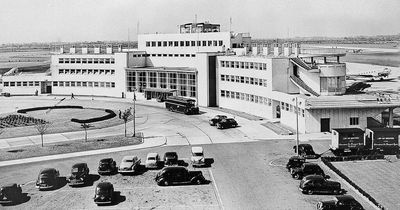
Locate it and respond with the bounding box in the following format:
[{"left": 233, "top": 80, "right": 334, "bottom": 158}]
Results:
[
  {"left": 271, "top": 58, "right": 297, "bottom": 93},
  {"left": 1, "top": 75, "right": 50, "bottom": 95},
  {"left": 298, "top": 68, "right": 320, "bottom": 94}
]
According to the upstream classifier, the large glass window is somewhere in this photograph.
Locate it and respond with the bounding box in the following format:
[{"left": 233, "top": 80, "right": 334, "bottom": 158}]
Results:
[{"left": 168, "top": 73, "right": 177, "bottom": 90}]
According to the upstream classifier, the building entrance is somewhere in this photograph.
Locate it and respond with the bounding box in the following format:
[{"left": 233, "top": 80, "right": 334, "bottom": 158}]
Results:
[{"left": 320, "top": 118, "right": 330, "bottom": 132}]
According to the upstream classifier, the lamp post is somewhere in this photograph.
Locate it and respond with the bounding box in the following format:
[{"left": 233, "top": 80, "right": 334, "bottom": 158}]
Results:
[
  {"left": 294, "top": 97, "right": 299, "bottom": 156},
  {"left": 133, "top": 89, "right": 136, "bottom": 137}
]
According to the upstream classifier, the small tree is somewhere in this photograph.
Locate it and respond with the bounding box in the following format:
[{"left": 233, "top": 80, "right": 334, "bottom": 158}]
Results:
[
  {"left": 81, "top": 123, "right": 91, "bottom": 142},
  {"left": 121, "top": 108, "right": 132, "bottom": 137},
  {"left": 35, "top": 121, "right": 50, "bottom": 147}
]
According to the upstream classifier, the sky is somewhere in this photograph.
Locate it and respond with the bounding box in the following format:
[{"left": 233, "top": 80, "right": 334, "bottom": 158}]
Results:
[{"left": 0, "top": 0, "right": 399, "bottom": 44}]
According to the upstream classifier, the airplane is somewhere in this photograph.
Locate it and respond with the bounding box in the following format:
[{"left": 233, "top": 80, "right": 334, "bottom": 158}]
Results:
[{"left": 346, "top": 68, "right": 395, "bottom": 82}]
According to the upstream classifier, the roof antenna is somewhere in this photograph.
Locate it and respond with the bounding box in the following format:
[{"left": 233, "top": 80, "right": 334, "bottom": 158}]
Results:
[{"left": 229, "top": 17, "right": 232, "bottom": 33}]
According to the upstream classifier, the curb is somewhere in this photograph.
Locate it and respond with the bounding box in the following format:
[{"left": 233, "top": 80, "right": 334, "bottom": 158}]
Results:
[{"left": 0, "top": 137, "right": 166, "bottom": 167}]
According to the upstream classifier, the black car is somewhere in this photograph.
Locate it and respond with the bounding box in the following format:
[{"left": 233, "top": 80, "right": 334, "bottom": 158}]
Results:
[
  {"left": 293, "top": 144, "right": 320, "bottom": 159},
  {"left": 155, "top": 166, "right": 206, "bottom": 186},
  {"left": 35, "top": 168, "right": 60, "bottom": 190},
  {"left": 291, "top": 163, "right": 325, "bottom": 180},
  {"left": 67, "top": 163, "right": 90, "bottom": 186},
  {"left": 216, "top": 118, "right": 238, "bottom": 129},
  {"left": 209, "top": 115, "right": 227, "bottom": 126},
  {"left": 286, "top": 156, "right": 306, "bottom": 173},
  {"left": 94, "top": 182, "right": 114, "bottom": 205},
  {"left": 163, "top": 152, "right": 178, "bottom": 166},
  {"left": 98, "top": 158, "right": 118, "bottom": 175},
  {"left": 317, "top": 195, "right": 364, "bottom": 210},
  {"left": 0, "top": 183, "right": 22, "bottom": 205},
  {"left": 299, "top": 175, "right": 342, "bottom": 195}
]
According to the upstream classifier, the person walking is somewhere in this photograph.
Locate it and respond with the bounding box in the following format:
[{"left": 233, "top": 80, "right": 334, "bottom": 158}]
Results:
[{"left": 71, "top": 93, "right": 75, "bottom": 99}]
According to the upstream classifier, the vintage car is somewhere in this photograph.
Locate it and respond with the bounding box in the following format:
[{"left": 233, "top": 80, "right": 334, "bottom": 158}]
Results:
[
  {"left": 0, "top": 183, "right": 23, "bottom": 205},
  {"left": 145, "top": 153, "right": 161, "bottom": 169},
  {"left": 93, "top": 182, "right": 114, "bottom": 205},
  {"left": 293, "top": 144, "right": 320, "bottom": 159},
  {"left": 291, "top": 163, "right": 325, "bottom": 180},
  {"left": 191, "top": 146, "right": 206, "bottom": 167},
  {"left": 155, "top": 166, "right": 206, "bottom": 186},
  {"left": 67, "top": 163, "right": 90, "bottom": 186},
  {"left": 216, "top": 118, "right": 238, "bottom": 129},
  {"left": 286, "top": 156, "right": 306, "bottom": 173},
  {"left": 163, "top": 152, "right": 178, "bottom": 166},
  {"left": 299, "top": 175, "right": 342, "bottom": 195},
  {"left": 118, "top": 156, "right": 141, "bottom": 174},
  {"left": 98, "top": 158, "right": 118, "bottom": 175},
  {"left": 316, "top": 195, "right": 364, "bottom": 210},
  {"left": 35, "top": 168, "right": 60, "bottom": 190},
  {"left": 209, "top": 115, "right": 227, "bottom": 126}
]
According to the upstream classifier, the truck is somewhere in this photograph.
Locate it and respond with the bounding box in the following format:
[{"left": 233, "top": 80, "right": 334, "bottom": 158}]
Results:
[
  {"left": 365, "top": 127, "right": 400, "bottom": 155},
  {"left": 330, "top": 128, "right": 365, "bottom": 156}
]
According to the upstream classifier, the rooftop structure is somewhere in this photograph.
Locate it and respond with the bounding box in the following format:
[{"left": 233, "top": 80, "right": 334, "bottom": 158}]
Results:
[{"left": 179, "top": 22, "right": 221, "bottom": 34}]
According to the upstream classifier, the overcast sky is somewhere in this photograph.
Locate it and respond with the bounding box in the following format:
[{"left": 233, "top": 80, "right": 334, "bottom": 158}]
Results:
[{"left": 0, "top": 0, "right": 399, "bottom": 44}]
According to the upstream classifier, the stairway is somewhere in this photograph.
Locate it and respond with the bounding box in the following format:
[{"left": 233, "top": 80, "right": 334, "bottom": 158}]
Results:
[
  {"left": 290, "top": 75, "right": 320, "bottom": 97},
  {"left": 290, "top": 57, "right": 312, "bottom": 71}
]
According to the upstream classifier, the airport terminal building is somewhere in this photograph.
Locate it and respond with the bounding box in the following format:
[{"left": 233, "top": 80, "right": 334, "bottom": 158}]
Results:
[{"left": 1, "top": 22, "right": 399, "bottom": 133}]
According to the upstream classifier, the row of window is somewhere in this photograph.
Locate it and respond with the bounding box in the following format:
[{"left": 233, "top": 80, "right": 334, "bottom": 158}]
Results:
[
  {"left": 221, "top": 89, "right": 272, "bottom": 106},
  {"left": 58, "top": 69, "right": 115, "bottom": 75},
  {"left": 221, "top": 74, "right": 268, "bottom": 87},
  {"left": 58, "top": 58, "right": 115, "bottom": 64},
  {"left": 53, "top": 81, "right": 115, "bottom": 88},
  {"left": 132, "top": 54, "right": 196, "bottom": 58},
  {"left": 220, "top": 60, "right": 268, "bottom": 71},
  {"left": 280, "top": 102, "right": 305, "bottom": 117},
  {"left": 145, "top": 40, "right": 224, "bottom": 48},
  {"left": 3, "top": 81, "right": 40, "bottom": 87}
]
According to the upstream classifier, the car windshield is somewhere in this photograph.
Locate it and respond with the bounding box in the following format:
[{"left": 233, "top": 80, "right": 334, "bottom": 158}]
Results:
[
  {"left": 72, "top": 167, "right": 83, "bottom": 173},
  {"left": 124, "top": 159, "right": 133, "bottom": 162},
  {"left": 39, "top": 178, "right": 50, "bottom": 183},
  {"left": 193, "top": 152, "right": 203, "bottom": 156},
  {"left": 148, "top": 157, "right": 156, "bottom": 160},
  {"left": 97, "top": 188, "right": 110, "bottom": 194}
]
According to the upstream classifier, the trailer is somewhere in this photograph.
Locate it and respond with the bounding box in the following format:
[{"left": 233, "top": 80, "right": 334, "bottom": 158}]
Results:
[
  {"left": 365, "top": 127, "right": 400, "bottom": 155},
  {"left": 331, "top": 128, "right": 365, "bottom": 155}
]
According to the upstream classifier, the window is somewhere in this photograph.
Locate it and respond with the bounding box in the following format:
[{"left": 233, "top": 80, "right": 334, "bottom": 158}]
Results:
[
  {"left": 221, "top": 74, "right": 225, "bottom": 81},
  {"left": 82, "top": 82, "right": 87, "bottom": 87},
  {"left": 221, "top": 90, "right": 225, "bottom": 97},
  {"left": 163, "top": 41, "right": 167, "bottom": 47},
  {"left": 71, "top": 58, "right": 75, "bottom": 64},
  {"left": 65, "top": 81, "right": 70, "bottom": 87},
  {"left": 197, "top": 41, "right": 201, "bottom": 46},
  {"left": 157, "top": 41, "right": 161, "bottom": 47},
  {"left": 76, "top": 69, "right": 81, "bottom": 74},
  {"left": 151, "top": 41, "right": 156, "bottom": 47},
  {"left": 106, "top": 82, "right": 110, "bottom": 88},
  {"left": 111, "top": 82, "right": 115, "bottom": 87},
  {"left": 245, "top": 77, "right": 249, "bottom": 84},
  {"left": 28, "top": 81, "right": 33, "bottom": 86},
  {"left": 174, "top": 41, "right": 179, "bottom": 46},
  {"left": 240, "top": 76, "right": 244, "bottom": 83},
  {"left": 53, "top": 81, "right": 58, "bottom": 86},
  {"left": 88, "top": 82, "right": 93, "bottom": 87},
  {"left": 105, "top": 58, "right": 110, "bottom": 64},
  {"left": 213, "top": 40, "right": 217, "bottom": 46},
  {"left": 59, "top": 58, "right": 64, "bottom": 63},
  {"left": 350, "top": 117, "right": 359, "bottom": 125},
  {"left": 146, "top": 41, "right": 150, "bottom": 47},
  {"left": 3, "top": 82, "right": 9, "bottom": 86},
  {"left": 168, "top": 41, "right": 173, "bottom": 46},
  {"left": 17, "top": 82, "right": 21, "bottom": 86},
  {"left": 34, "top": 81, "right": 40, "bottom": 86},
  {"left": 76, "top": 58, "right": 81, "bottom": 63},
  {"left": 88, "top": 58, "right": 93, "bottom": 64},
  {"left": 10, "top": 82, "right": 15, "bottom": 86},
  {"left": 100, "top": 82, "right": 105, "bottom": 87},
  {"left": 59, "top": 69, "right": 64, "bottom": 74},
  {"left": 191, "top": 41, "right": 195, "bottom": 46},
  {"left": 94, "top": 82, "right": 99, "bottom": 87},
  {"left": 94, "top": 59, "right": 99, "bottom": 64},
  {"left": 226, "top": 75, "right": 230, "bottom": 82},
  {"left": 221, "top": 61, "right": 225, "bottom": 67},
  {"left": 236, "top": 76, "right": 240, "bottom": 83},
  {"left": 64, "top": 58, "right": 70, "bottom": 64},
  {"left": 70, "top": 81, "right": 75, "bottom": 87},
  {"left": 218, "top": 40, "right": 223, "bottom": 46},
  {"left": 58, "top": 81, "right": 64, "bottom": 86},
  {"left": 82, "top": 58, "right": 87, "bottom": 64},
  {"left": 250, "top": 78, "right": 254, "bottom": 85}
]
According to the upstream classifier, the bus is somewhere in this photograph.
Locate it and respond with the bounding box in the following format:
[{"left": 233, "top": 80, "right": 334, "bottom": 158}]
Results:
[{"left": 165, "top": 96, "right": 199, "bottom": 115}]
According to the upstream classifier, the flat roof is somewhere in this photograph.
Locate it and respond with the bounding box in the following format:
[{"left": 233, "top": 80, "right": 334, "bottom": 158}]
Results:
[
  {"left": 305, "top": 94, "right": 400, "bottom": 109},
  {"left": 332, "top": 128, "right": 364, "bottom": 133},
  {"left": 126, "top": 67, "right": 196, "bottom": 72}
]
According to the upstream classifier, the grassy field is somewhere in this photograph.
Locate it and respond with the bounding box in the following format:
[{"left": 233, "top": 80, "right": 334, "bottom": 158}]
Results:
[
  {"left": 0, "top": 135, "right": 140, "bottom": 161},
  {"left": 342, "top": 51, "right": 400, "bottom": 67},
  {"left": 332, "top": 160, "right": 400, "bottom": 209}
]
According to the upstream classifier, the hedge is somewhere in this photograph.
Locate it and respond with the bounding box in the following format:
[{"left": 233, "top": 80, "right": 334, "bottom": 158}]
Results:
[
  {"left": 17, "top": 106, "right": 83, "bottom": 114},
  {"left": 321, "top": 154, "right": 385, "bottom": 162},
  {"left": 321, "top": 158, "right": 385, "bottom": 210},
  {"left": 71, "top": 109, "right": 116, "bottom": 124}
]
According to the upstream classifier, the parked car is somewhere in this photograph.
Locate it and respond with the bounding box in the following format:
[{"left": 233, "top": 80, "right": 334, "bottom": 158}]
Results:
[
  {"left": 209, "top": 115, "right": 227, "bottom": 126},
  {"left": 67, "top": 163, "right": 90, "bottom": 186},
  {"left": 191, "top": 146, "right": 206, "bottom": 167},
  {"left": 316, "top": 195, "right": 364, "bottom": 210},
  {"left": 0, "top": 183, "right": 23, "bottom": 205},
  {"left": 155, "top": 166, "right": 206, "bottom": 186},
  {"left": 163, "top": 152, "right": 178, "bottom": 166},
  {"left": 118, "top": 156, "right": 141, "bottom": 174},
  {"left": 35, "top": 168, "right": 60, "bottom": 190},
  {"left": 93, "top": 182, "right": 114, "bottom": 205},
  {"left": 299, "top": 175, "right": 342, "bottom": 195},
  {"left": 291, "top": 163, "right": 325, "bottom": 180},
  {"left": 216, "top": 118, "right": 238, "bottom": 129},
  {"left": 145, "top": 153, "right": 161, "bottom": 169},
  {"left": 98, "top": 158, "right": 118, "bottom": 175},
  {"left": 286, "top": 156, "right": 306, "bottom": 173},
  {"left": 293, "top": 144, "right": 320, "bottom": 159}
]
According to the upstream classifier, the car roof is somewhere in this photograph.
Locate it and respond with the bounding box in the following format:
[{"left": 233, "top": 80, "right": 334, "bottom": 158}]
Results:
[
  {"left": 161, "top": 166, "right": 186, "bottom": 172},
  {"left": 122, "top": 155, "right": 138, "bottom": 160},
  {"left": 165, "top": 152, "right": 177, "bottom": 155},
  {"left": 215, "top": 115, "right": 227, "bottom": 117},
  {"left": 40, "top": 168, "right": 57, "bottom": 174},
  {"left": 147, "top": 153, "right": 159, "bottom": 158},
  {"left": 72, "top": 163, "right": 87, "bottom": 168},
  {"left": 303, "top": 175, "right": 324, "bottom": 181},
  {"left": 289, "top": 156, "right": 305, "bottom": 160},
  {"left": 334, "top": 195, "right": 356, "bottom": 201},
  {"left": 303, "top": 163, "right": 319, "bottom": 166},
  {"left": 191, "top": 146, "right": 203, "bottom": 153},
  {"left": 100, "top": 158, "right": 113, "bottom": 162},
  {"left": 96, "top": 182, "right": 113, "bottom": 189}
]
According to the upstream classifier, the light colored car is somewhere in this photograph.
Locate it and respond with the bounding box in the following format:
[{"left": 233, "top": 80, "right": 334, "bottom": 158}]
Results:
[
  {"left": 145, "top": 153, "right": 161, "bottom": 169},
  {"left": 191, "top": 146, "right": 206, "bottom": 167},
  {"left": 118, "top": 156, "right": 141, "bottom": 174}
]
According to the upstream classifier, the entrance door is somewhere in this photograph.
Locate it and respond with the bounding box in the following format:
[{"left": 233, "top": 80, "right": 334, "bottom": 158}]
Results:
[
  {"left": 320, "top": 118, "right": 330, "bottom": 132},
  {"left": 276, "top": 105, "right": 281, "bottom": 118},
  {"left": 46, "top": 85, "right": 52, "bottom": 94}
]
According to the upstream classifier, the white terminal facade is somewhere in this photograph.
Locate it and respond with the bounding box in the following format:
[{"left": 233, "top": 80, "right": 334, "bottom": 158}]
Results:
[{"left": 1, "top": 21, "right": 399, "bottom": 133}]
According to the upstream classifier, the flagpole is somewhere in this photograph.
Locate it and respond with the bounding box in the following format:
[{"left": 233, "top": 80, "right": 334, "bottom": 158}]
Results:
[{"left": 133, "top": 90, "right": 136, "bottom": 137}]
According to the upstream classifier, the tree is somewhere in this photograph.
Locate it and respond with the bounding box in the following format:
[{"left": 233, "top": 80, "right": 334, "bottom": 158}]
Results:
[
  {"left": 121, "top": 108, "right": 132, "bottom": 137},
  {"left": 81, "top": 123, "right": 91, "bottom": 142},
  {"left": 35, "top": 121, "right": 50, "bottom": 147}
]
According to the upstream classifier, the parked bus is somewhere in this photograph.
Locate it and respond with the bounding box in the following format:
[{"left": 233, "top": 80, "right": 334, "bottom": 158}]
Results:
[{"left": 165, "top": 96, "right": 199, "bottom": 115}]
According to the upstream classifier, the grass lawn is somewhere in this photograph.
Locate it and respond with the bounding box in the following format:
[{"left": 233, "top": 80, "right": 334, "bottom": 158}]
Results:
[
  {"left": 0, "top": 134, "right": 141, "bottom": 161},
  {"left": 332, "top": 160, "right": 400, "bottom": 209}
]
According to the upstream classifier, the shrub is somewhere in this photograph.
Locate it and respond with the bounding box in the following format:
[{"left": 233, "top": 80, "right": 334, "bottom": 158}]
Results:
[
  {"left": 71, "top": 109, "right": 116, "bottom": 124},
  {"left": 18, "top": 106, "right": 83, "bottom": 113}
]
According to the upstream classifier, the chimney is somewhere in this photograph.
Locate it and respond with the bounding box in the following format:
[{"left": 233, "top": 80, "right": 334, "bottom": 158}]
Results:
[
  {"left": 252, "top": 43, "right": 258, "bottom": 56},
  {"left": 59, "top": 45, "right": 64, "bottom": 54},
  {"left": 81, "top": 45, "right": 88, "bottom": 54},
  {"left": 94, "top": 45, "right": 100, "bottom": 54},
  {"left": 69, "top": 45, "right": 76, "bottom": 54},
  {"left": 106, "top": 45, "right": 113, "bottom": 54},
  {"left": 273, "top": 43, "right": 281, "bottom": 56},
  {"left": 118, "top": 44, "right": 122, "bottom": 52},
  {"left": 262, "top": 43, "right": 270, "bottom": 56},
  {"left": 283, "top": 43, "right": 292, "bottom": 56},
  {"left": 292, "top": 43, "right": 300, "bottom": 57}
]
